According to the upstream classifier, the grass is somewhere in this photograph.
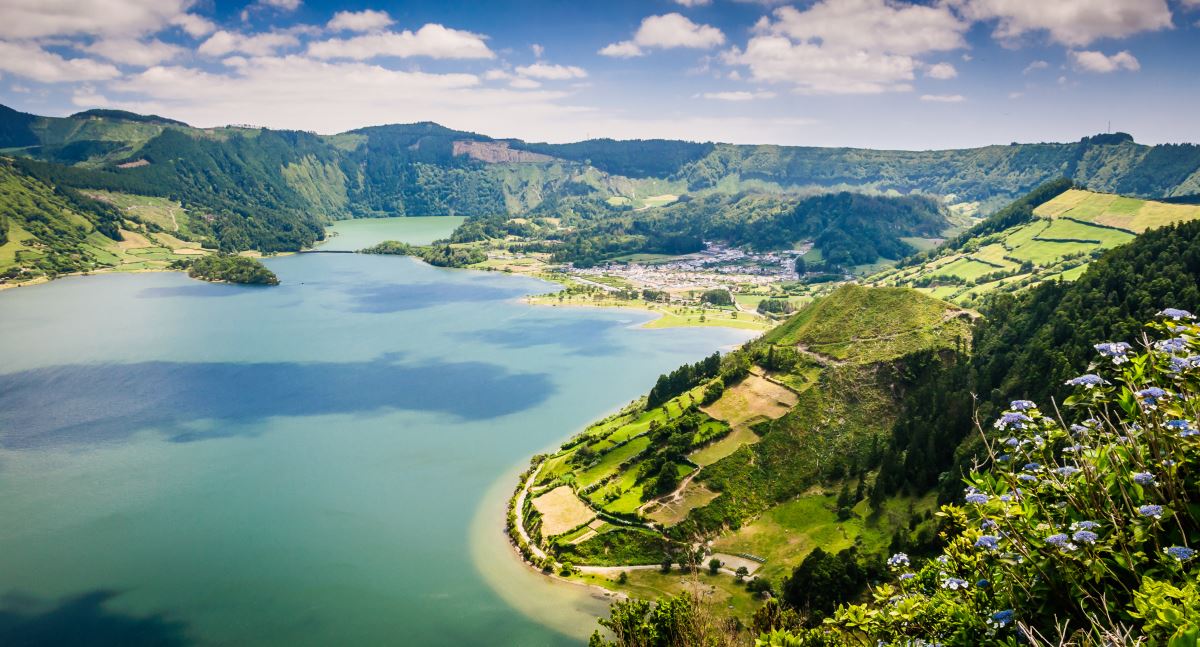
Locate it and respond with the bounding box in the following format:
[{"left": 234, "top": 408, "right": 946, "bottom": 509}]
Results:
[
  {"left": 689, "top": 427, "right": 762, "bottom": 467},
  {"left": 645, "top": 482, "right": 722, "bottom": 526},
  {"left": 711, "top": 491, "right": 937, "bottom": 582},
  {"left": 871, "top": 189, "right": 1200, "bottom": 305},
  {"left": 531, "top": 486, "right": 596, "bottom": 536},
  {"left": 576, "top": 436, "right": 652, "bottom": 489},
  {"left": 572, "top": 568, "right": 762, "bottom": 620},
  {"left": 701, "top": 373, "right": 799, "bottom": 428},
  {"left": 527, "top": 293, "right": 772, "bottom": 331}
]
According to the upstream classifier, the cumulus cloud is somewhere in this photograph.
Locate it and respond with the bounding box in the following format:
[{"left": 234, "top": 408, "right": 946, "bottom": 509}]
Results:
[
  {"left": 1022, "top": 59, "right": 1049, "bottom": 74},
  {"left": 509, "top": 77, "right": 541, "bottom": 89},
  {"left": 1069, "top": 49, "right": 1140, "bottom": 73},
  {"left": 515, "top": 63, "right": 587, "bottom": 80},
  {"left": 0, "top": 0, "right": 205, "bottom": 39},
  {"left": 0, "top": 41, "right": 121, "bottom": 82},
  {"left": 959, "top": 0, "right": 1173, "bottom": 47},
  {"left": 83, "top": 38, "right": 185, "bottom": 67},
  {"left": 531, "top": 43, "right": 544, "bottom": 58},
  {"left": 599, "top": 13, "right": 725, "bottom": 57},
  {"left": 926, "top": 62, "right": 958, "bottom": 79},
  {"left": 326, "top": 10, "right": 393, "bottom": 33},
  {"left": 253, "top": 0, "right": 301, "bottom": 11},
  {"left": 306, "top": 24, "right": 494, "bottom": 60},
  {"left": 724, "top": 0, "right": 967, "bottom": 94},
  {"left": 674, "top": 0, "right": 713, "bottom": 6},
  {"left": 171, "top": 13, "right": 216, "bottom": 38},
  {"left": 920, "top": 93, "right": 965, "bottom": 102},
  {"left": 700, "top": 90, "right": 776, "bottom": 101},
  {"left": 199, "top": 30, "right": 299, "bottom": 57}
]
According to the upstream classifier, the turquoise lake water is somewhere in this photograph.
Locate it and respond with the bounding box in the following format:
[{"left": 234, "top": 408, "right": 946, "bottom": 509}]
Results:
[{"left": 0, "top": 218, "right": 752, "bottom": 645}]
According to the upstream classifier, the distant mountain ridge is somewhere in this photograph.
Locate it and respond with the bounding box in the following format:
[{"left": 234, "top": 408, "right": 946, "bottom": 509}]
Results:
[{"left": 2, "top": 102, "right": 1200, "bottom": 257}]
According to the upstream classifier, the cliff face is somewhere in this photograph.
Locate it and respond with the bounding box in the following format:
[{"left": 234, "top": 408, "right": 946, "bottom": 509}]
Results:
[{"left": 452, "top": 140, "right": 555, "bottom": 164}]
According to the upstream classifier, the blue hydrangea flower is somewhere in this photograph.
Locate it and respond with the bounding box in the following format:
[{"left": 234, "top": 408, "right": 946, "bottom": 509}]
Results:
[
  {"left": 1133, "top": 472, "right": 1156, "bottom": 486},
  {"left": 1136, "top": 387, "right": 1169, "bottom": 409},
  {"left": 996, "top": 453, "right": 1012, "bottom": 462},
  {"left": 1165, "top": 546, "right": 1196, "bottom": 562},
  {"left": 1046, "top": 533, "right": 1075, "bottom": 551},
  {"left": 976, "top": 578, "right": 990, "bottom": 588},
  {"left": 1055, "top": 466, "right": 1080, "bottom": 477},
  {"left": 981, "top": 519, "right": 998, "bottom": 531},
  {"left": 1165, "top": 420, "right": 1198, "bottom": 437},
  {"left": 965, "top": 492, "right": 990, "bottom": 505},
  {"left": 1071, "top": 521, "right": 1099, "bottom": 531},
  {"left": 887, "top": 552, "right": 910, "bottom": 568},
  {"left": 1155, "top": 337, "right": 1188, "bottom": 354},
  {"left": 941, "top": 577, "right": 969, "bottom": 590},
  {"left": 1138, "top": 504, "right": 1163, "bottom": 519},
  {"left": 1023, "top": 462, "right": 1041, "bottom": 472},
  {"left": 1004, "top": 437, "right": 1021, "bottom": 448},
  {"left": 898, "top": 572, "right": 916, "bottom": 581},
  {"left": 975, "top": 535, "right": 1000, "bottom": 551},
  {"left": 1065, "top": 374, "right": 1107, "bottom": 388},
  {"left": 1095, "top": 342, "right": 1132, "bottom": 364},
  {"left": 995, "top": 412, "right": 1032, "bottom": 431},
  {"left": 1063, "top": 444, "right": 1088, "bottom": 454},
  {"left": 1072, "top": 530, "right": 1098, "bottom": 544},
  {"left": 1010, "top": 400, "right": 1037, "bottom": 411},
  {"left": 989, "top": 609, "right": 1014, "bottom": 629},
  {"left": 1159, "top": 308, "right": 1195, "bottom": 321},
  {"left": 1018, "top": 474, "right": 1037, "bottom": 483}
]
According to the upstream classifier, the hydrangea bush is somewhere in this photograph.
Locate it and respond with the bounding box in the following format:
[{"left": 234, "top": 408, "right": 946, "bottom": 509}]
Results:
[{"left": 782, "top": 310, "right": 1200, "bottom": 645}]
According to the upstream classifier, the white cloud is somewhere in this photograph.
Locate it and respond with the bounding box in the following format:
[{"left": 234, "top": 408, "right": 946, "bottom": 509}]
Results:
[
  {"left": 960, "top": 0, "right": 1173, "bottom": 47},
  {"left": 926, "top": 62, "right": 957, "bottom": 79},
  {"left": 199, "top": 30, "right": 299, "bottom": 57},
  {"left": 0, "top": 0, "right": 201, "bottom": 39},
  {"left": 0, "top": 41, "right": 121, "bottom": 82},
  {"left": 1069, "top": 49, "right": 1140, "bottom": 73},
  {"left": 483, "top": 69, "right": 511, "bottom": 81},
  {"left": 306, "top": 24, "right": 494, "bottom": 60},
  {"left": 762, "top": 1, "right": 968, "bottom": 56},
  {"left": 700, "top": 90, "right": 776, "bottom": 101},
  {"left": 674, "top": 0, "right": 712, "bottom": 6},
  {"left": 599, "top": 13, "right": 725, "bottom": 57},
  {"left": 920, "top": 93, "right": 965, "bottom": 102},
  {"left": 326, "top": 10, "right": 393, "bottom": 33},
  {"left": 1007, "top": 91, "right": 1024, "bottom": 99},
  {"left": 171, "top": 13, "right": 216, "bottom": 38},
  {"left": 598, "top": 41, "right": 644, "bottom": 58},
  {"left": 724, "top": 35, "right": 917, "bottom": 94},
  {"left": 83, "top": 38, "right": 185, "bottom": 67},
  {"left": 255, "top": 0, "right": 301, "bottom": 11},
  {"left": 1022, "top": 60, "right": 1049, "bottom": 74},
  {"left": 531, "top": 43, "right": 544, "bottom": 58},
  {"left": 724, "top": 1, "right": 967, "bottom": 95},
  {"left": 515, "top": 63, "right": 587, "bottom": 80},
  {"left": 509, "top": 77, "right": 541, "bottom": 89}
]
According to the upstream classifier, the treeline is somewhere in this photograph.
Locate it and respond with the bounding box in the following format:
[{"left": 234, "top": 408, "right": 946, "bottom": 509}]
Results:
[
  {"left": 360, "top": 240, "right": 487, "bottom": 268},
  {"left": 647, "top": 352, "right": 721, "bottom": 408},
  {"left": 540, "top": 191, "right": 946, "bottom": 268},
  {"left": 509, "top": 138, "right": 715, "bottom": 179},
  {"left": 170, "top": 254, "right": 279, "bottom": 285}
]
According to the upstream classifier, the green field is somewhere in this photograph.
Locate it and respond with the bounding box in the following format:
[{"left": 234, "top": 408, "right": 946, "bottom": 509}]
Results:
[{"left": 871, "top": 189, "right": 1199, "bottom": 305}]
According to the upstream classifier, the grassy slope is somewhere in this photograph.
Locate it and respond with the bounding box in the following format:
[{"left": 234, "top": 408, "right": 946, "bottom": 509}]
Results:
[{"left": 870, "top": 189, "right": 1200, "bottom": 306}]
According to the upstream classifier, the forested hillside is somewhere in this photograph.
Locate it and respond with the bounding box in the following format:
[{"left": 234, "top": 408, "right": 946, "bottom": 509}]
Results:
[{"left": 4, "top": 103, "right": 1200, "bottom": 268}]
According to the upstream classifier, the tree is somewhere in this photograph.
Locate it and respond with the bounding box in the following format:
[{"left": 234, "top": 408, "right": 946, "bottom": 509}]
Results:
[
  {"left": 700, "top": 288, "right": 733, "bottom": 306},
  {"left": 660, "top": 556, "right": 672, "bottom": 574},
  {"left": 708, "top": 558, "right": 722, "bottom": 575},
  {"left": 794, "top": 257, "right": 807, "bottom": 275},
  {"left": 735, "top": 566, "right": 749, "bottom": 582},
  {"left": 617, "top": 571, "right": 628, "bottom": 585}
]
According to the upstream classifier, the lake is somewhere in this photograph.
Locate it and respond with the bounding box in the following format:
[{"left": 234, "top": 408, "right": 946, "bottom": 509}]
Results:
[{"left": 0, "top": 217, "right": 753, "bottom": 646}]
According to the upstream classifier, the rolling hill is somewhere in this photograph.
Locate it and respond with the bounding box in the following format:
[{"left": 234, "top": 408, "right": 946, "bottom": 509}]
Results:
[{"left": 869, "top": 183, "right": 1200, "bottom": 305}]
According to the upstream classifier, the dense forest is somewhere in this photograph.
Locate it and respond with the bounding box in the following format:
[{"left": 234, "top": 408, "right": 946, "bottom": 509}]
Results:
[{"left": 360, "top": 240, "right": 487, "bottom": 267}]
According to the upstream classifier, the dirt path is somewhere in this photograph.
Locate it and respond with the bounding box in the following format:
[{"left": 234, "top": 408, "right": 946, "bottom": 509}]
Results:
[{"left": 514, "top": 464, "right": 549, "bottom": 562}]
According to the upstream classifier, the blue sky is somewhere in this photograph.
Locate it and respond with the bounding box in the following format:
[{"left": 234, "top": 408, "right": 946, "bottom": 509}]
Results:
[{"left": 0, "top": 0, "right": 1197, "bottom": 148}]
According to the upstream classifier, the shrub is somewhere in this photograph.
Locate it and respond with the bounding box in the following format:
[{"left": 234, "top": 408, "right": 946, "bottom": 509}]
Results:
[{"left": 794, "top": 309, "right": 1200, "bottom": 645}]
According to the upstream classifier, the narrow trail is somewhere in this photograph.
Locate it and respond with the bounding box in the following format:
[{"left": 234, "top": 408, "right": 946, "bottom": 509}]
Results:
[{"left": 514, "top": 464, "right": 548, "bottom": 562}]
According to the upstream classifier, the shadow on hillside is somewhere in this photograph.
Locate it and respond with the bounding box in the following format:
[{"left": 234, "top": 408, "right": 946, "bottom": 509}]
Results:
[{"left": 0, "top": 589, "right": 191, "bottom": 647}]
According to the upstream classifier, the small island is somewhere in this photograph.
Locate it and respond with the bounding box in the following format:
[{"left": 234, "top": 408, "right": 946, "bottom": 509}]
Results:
[
  {"left": 360, "top": 240, "right": 487, "bottom": 268},
  {"left": 169, "top": 255, "right": 280, "bottom": 285}
]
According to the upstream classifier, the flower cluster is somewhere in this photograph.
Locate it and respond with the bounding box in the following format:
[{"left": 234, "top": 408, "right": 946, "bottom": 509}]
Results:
[{"left": 814, "top": 310, "right": 1200, "bottom": 646}]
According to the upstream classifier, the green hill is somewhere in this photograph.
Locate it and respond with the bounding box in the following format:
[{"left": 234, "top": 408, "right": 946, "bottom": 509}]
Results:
[{"left": 870, "top": 184, "right": 1200, "bottom": 305}]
